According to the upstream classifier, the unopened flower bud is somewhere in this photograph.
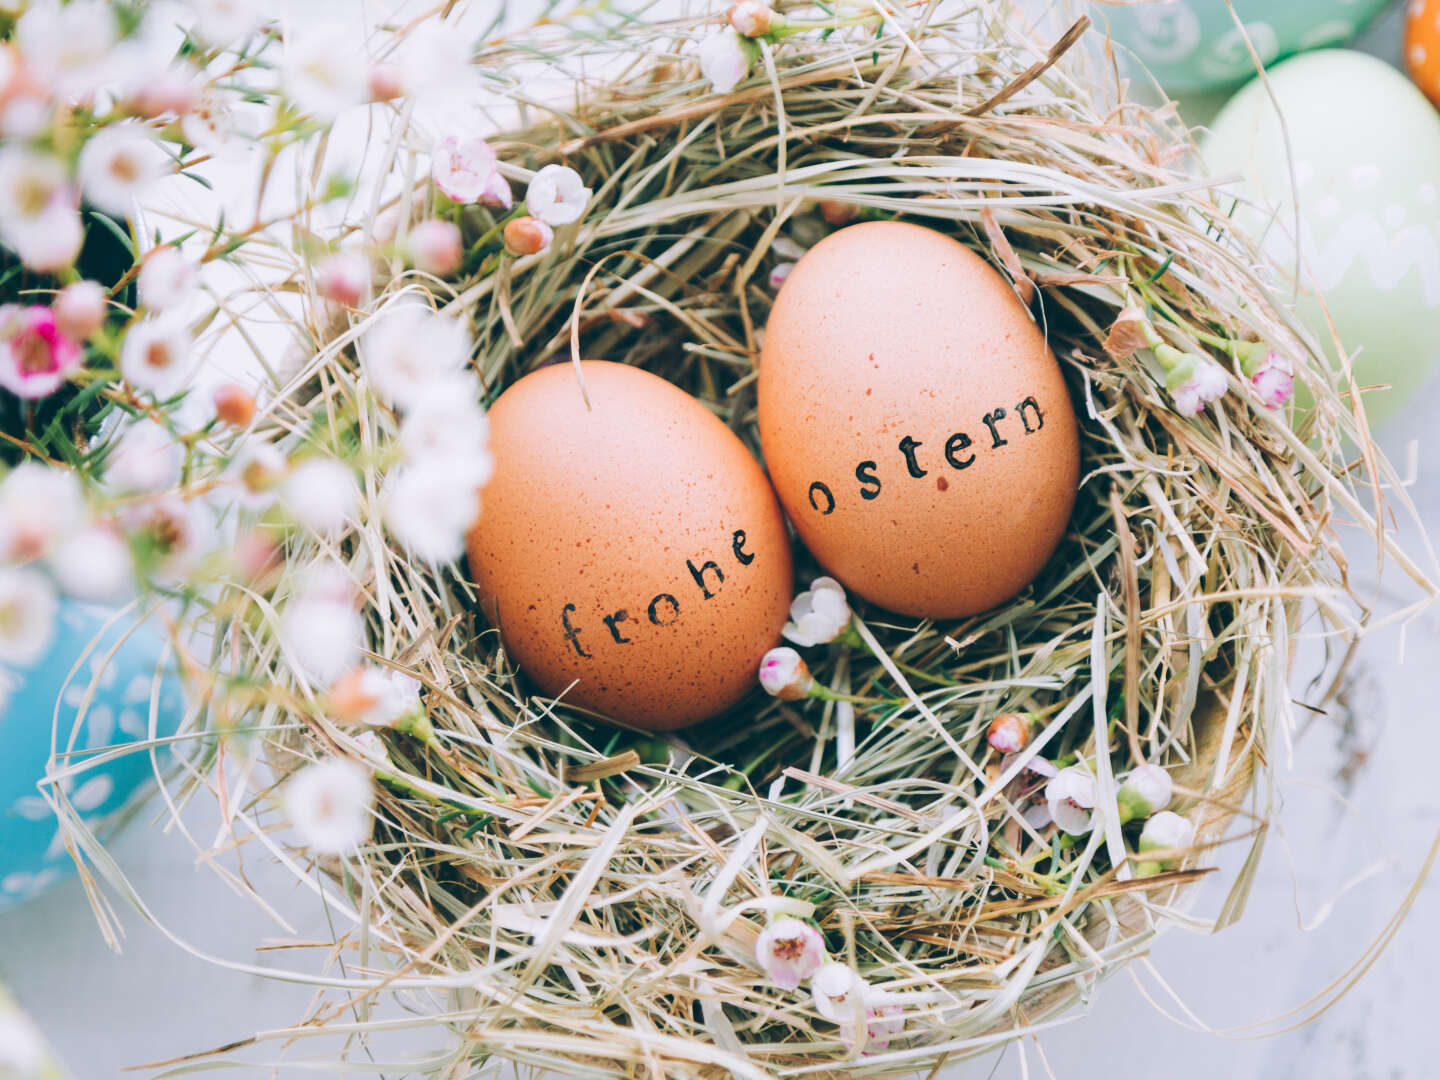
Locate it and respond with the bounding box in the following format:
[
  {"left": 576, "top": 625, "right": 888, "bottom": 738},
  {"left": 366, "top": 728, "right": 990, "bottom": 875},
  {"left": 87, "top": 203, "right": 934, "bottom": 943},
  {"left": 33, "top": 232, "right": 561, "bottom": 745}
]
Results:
[
  {"left": 212, "top": 382, "right": 257, "bottom": 427},
  {"left": 231, "top": 528, "right": 282, "bottom": 583},
  {"left": 407, "top": 218, "right": 463, "bottom": 276},
  {"left": 503, "top": 215, "right": 553, "bottom": 256},
  {"left": 728, "top": 0, "right": 776, "bottom": 37},
  {"left": 53, "top": 280, "right": 107, "bottom": 340},
  {"left": 1137, "top": 809, "right": 1195, "bottom": 870},
  {"left": 759, "top": 646, "right": 814, "bottom": 700},
  {"left": 1157, "top": 343, "right": 1228, "bottom": 416},
  {"left": 1103, "top": 305, "right": 1158, "bottom": 358},
  {"left": 987, "top": 712, "right": 1030, "bottom": 754},
  {"left": 367, "top": 62, "right": 405, "bottom": 103},
  {"left": 316, "top": 253, "right": 369, "bottom": 308},
  {"left": 1248, "top": 350, "right": 1294, "bottom": 410},
  {"left": 1117, "top": 762, "right": 1173, "bottom": 821},
  {"left": 819, "top": 199, "right": 858, "bottom": 226}
]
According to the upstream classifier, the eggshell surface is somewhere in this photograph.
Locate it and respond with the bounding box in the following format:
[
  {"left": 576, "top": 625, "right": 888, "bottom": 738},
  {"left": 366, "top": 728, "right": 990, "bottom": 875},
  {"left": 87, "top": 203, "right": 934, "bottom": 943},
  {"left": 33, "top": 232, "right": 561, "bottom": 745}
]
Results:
[
  {"left": 758, "top": 221, "right": 1079, "bottom": 620},
  {"left": 1204, "top": 50, "right": 1440, "bottom": 427},
  {"left": 1408, "top": 0, "right": 1440, "bottom": 108},
  {"left": 467, "top": 361, "right": 793, "bottom": 730}
]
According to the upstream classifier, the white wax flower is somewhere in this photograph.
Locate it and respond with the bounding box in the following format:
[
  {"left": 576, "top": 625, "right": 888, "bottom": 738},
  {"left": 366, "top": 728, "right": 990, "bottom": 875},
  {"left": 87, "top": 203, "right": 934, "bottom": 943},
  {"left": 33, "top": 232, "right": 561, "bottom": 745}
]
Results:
[
  {"left": 105, "top": 421, "right": 183, "bottom": 494},
  {"left": 0, "top": 462, "right": 86, "bottom": 563},
  {"left": 383, "top": 460, "right": 482, "bottom": 563},
  {"left": 361, "top": 303, "right": 472, "bottom": 410},
  {"left": 0, "top": 149, "right": 81, "bottom": 273},
  {"left": 79, "top": 124, "right": 163, "bottom": 217},
  {"left": 120, "top": 318, "right": 193, "bottom": 397},
  {"left": 282, "top": 457, "right": 359, "bottom": 537},
  {"left": 1044, "top": 766, "right": 1096, "bottom": 835},
  {"left": 330, "top": 665, "right": 422, "bottom": 728},
  {"left": 282, "top": 25, "right": 369, "bottom": 122},
  {"left": 49, "top": 524, "right": 133, "bottom": 602},
  {"left": 811, "top": 961, "right": 867, "bottom": 1022},
  {"left": 525, "top": 164, "right": 590, "bottom": 227},
  {"left": 0, "top": 566, "right": 57, "bottom": 667},
  {"left": 280, "top": 563, "right": 364, "bottom": 686},
  {"left": 781, "top": 576, "right": 851, "bottom": 647},
  {"left": 755, "top": 917, "right": 825, "bottom": 990},
  {"left": 431, "top": 136, "right": 498, "bottom": 204},
  {"left": 283, "top": 757, "right": 375, "bottom": 855},
  {"left": 136, "top": 247, "right": 198, "bottom": 313}
]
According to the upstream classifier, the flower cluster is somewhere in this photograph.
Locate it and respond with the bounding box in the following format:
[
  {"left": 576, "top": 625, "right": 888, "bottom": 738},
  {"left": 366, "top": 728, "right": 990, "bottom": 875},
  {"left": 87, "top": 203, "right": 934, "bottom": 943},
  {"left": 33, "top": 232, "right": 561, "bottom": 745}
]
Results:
[
  {"left": 429, "top": 136, "right": 590, "bottom": 263},
  {"left": 0, "top": 3, "right": 605, "bottom": 862},
  {"left": 1103, "top": 304, "right": 1295, "bottom": 417},
  {"left": 698, "top": 2, "right": 880, "bottom": 93},
  {"left": 753, "top": 918, "right": 904, "bottom": 1052}
]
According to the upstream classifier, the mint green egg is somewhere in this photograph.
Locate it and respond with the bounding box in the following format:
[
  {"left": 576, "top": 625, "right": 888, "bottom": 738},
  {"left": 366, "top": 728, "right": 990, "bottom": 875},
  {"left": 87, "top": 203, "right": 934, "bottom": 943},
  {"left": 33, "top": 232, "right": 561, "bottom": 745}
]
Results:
[
  {"left": 1202, "top": 50, "right": 1440, "bottom": 427},
  {"left": 1095, "top": 0, "right": 1388, "bottom": 94}
]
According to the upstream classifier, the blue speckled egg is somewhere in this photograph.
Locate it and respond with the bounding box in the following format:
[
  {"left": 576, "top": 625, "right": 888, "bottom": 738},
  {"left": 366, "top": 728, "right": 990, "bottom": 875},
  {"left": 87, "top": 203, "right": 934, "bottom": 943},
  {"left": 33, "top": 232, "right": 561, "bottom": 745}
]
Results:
[{"left": 0, "top": 599, "right": 184, "bottom": 910}]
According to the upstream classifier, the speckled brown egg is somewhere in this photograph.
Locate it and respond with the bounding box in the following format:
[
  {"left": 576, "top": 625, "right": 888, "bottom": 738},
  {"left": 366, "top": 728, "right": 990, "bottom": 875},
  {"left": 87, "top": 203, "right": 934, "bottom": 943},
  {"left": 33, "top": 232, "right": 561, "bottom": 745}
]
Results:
[
  {"left": 466, "top": 361, "right": 793, "bottom": 730},
  {"left": 758, "top": 221, "right": 1079, "bottom": 620}
]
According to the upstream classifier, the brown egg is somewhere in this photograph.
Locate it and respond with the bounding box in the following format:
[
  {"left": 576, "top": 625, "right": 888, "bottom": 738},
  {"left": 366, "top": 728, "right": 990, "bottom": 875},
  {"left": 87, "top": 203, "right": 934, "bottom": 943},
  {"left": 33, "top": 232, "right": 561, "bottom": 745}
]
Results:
[
  {"left": 467, "top": 361, "right": 793, "bottom": 730},
  {"left": 758, "top": 221, "right": 1079, "bottom": 620}
]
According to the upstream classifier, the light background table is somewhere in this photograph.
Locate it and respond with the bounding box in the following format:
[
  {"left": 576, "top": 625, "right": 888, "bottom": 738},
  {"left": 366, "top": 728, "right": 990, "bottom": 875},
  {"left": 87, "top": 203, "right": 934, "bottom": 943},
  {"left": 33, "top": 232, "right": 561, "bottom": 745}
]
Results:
[{"left": 3, "top": 2, "right": 1438, "bottom": 1077}]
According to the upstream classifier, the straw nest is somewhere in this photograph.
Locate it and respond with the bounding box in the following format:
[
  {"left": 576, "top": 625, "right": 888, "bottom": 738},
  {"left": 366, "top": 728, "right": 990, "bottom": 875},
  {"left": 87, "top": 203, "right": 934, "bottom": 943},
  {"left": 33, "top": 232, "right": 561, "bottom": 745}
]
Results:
[{"left": 132, "top": 2, "right": 1431, "bottom": 1076}]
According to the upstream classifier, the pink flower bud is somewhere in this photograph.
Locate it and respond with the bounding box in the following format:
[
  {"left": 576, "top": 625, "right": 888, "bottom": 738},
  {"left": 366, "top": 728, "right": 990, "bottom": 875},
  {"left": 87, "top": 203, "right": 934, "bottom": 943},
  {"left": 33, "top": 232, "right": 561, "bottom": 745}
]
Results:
[
  {"left": 758, "top": 646, "right": 813, "bottom": 700},
  {"left": 53, "top": 280, "right": 107, "bottom": 340},
  {"left": 407, "top": 219, "right": 463, "bottom": 277},
  {"left": 367, "top": 62, "right": 405, "bottom": 103},
  {"left": 503, "top": 215, "right": 553, "bottom": 256},
  {"left": 769, "top": 261, "right": 795, "bottom": 290},
  {"left": 1249, "top": 350, "right": 1294, "bottom": 410},
  {"left": 212, "top": 382, "right": 257, "bottom": 428},
  {"left": 131, "top": 64, "right": 201, "bottom": 118},
  {"left": 231, "top": 528, "right": 282, "bottom": 583},
  {"left": 316, "top": 253, "right": 369, "bottom": 308},
  {"left": 987, "top": 713, "right": 1030, "bottom": 754},
  {"left": 1103, "top": 305, "right": 1157, "bottom": 358},
  {"left": 728, "top": 0, "right": 775, "bottom": 38}
]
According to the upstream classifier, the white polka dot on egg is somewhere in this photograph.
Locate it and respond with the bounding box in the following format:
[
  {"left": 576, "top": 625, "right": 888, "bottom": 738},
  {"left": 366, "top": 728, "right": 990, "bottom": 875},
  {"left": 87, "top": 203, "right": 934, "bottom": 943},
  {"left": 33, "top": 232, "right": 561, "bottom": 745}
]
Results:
[{"left": 1351, "top": 164, "right": 1382, "bottom": 190}]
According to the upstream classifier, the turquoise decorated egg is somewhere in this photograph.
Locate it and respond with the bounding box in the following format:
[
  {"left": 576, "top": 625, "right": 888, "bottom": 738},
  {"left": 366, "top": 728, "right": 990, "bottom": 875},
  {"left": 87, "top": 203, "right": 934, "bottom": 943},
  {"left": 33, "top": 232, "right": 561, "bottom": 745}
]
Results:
[
  {"left": 1203, "top": 50, "right": 1440, "bottom": 426},
  {"left": 1096, "top": 0, "right": 1388, "bottom": 94},
  {"left": 0, "top": 599, "right": 184, "bottom": 910}
]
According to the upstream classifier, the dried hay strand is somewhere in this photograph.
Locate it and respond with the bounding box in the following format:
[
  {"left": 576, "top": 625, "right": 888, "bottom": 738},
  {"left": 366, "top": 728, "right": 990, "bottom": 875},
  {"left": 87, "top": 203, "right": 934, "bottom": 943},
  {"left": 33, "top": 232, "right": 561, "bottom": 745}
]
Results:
[{"left": 70, "top": 2, "right": 1439, "bottom": 1076}]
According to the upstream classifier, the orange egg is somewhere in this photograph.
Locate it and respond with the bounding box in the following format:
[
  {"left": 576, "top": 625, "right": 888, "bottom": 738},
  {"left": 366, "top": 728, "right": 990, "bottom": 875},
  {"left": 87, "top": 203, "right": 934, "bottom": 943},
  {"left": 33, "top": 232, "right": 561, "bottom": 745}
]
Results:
[
  {"left": 467, "top": 361, "right": 793, "bottom": 730},
  {"left": 1407, "top": 0, "right": 1440, "bottom": 108},
  {"left": 758, "top": 221, "right": 1079, "bottom": 620}
]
